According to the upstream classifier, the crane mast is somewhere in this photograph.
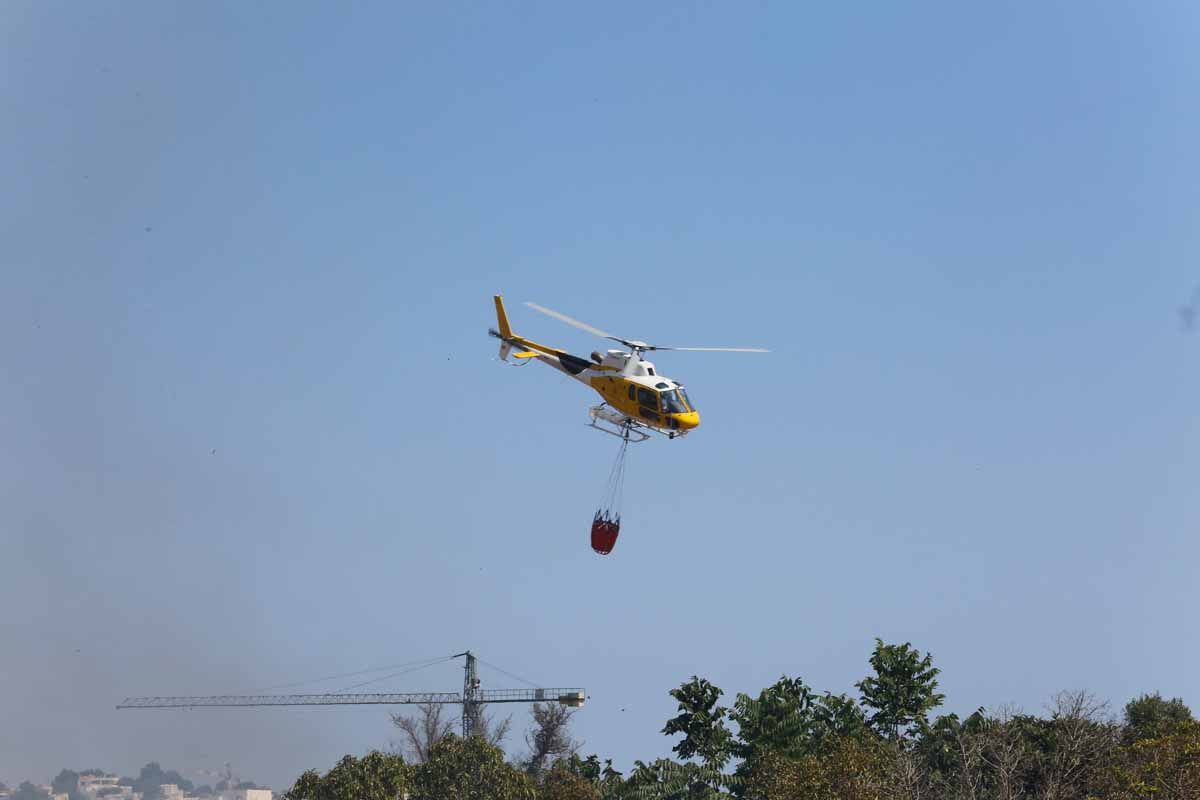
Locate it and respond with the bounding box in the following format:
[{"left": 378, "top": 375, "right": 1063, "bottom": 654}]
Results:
[
  {"left": 462, "top": 650, "right": 482, "bottom": 738},
  {"left": 117, "top": 650, "right": 584, "bottom": 739}
]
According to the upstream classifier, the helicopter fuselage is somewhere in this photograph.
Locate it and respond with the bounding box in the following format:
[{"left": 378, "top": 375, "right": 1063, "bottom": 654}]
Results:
[
  {"left": 528, "top": 348, "right": 700, "bottom": 434},
  {"left": 490, "top": 323, "right": 700, "bottom": 435}
]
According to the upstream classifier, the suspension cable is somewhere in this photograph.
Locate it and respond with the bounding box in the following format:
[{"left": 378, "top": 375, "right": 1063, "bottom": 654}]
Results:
[
  {"left": 476, "top": 656, "right": 541, "bottom": 688},
  {"left": 252, "top": 653, "right": 459, "bottom": 693},
  {"left": 335, "top": 654, "right": 461, "bottom": 692}
]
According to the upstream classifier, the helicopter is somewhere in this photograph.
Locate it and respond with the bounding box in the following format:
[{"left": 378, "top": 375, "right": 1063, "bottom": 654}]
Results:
[{"left": 489, "top": 295, "right": 767, "bottom": 442}]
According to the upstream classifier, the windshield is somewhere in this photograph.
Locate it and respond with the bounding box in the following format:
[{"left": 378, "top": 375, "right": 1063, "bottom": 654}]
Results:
[
  {"left": 677, "top": 388, "right": 694, "bottom": 412},
  {"left": 661, "top": 389, "right": 689, "bottom": 414}
]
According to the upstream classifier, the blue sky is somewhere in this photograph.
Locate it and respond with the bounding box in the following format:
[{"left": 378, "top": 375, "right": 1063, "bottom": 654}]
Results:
[{"left": 3, "top": 0, "right": 1199, "bottom": 788}]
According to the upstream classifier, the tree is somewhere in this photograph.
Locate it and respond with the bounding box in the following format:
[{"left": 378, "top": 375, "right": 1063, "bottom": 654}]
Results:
[
  {"left": 622, "top": 758, "right": 718, "bottom": 800},
  {"left": 11, "top": 784, "right": 50, "bottom": 800},
  {"left": 1036, "top": 690, "right": 1118, "bottom": 800},
  {"left": 285, "top": 751, "right": 409, "bottom": 800},
  {"left": 1123, "top": 692, "right": 1194, "bottom": 743},
  {"left": 730, "top": 676, "right": 814, "bottom": 757},
  {"left": 741, "top": 737, "right": 892, "bottom": 800},
  {"left": 809, "top": 692, "right": 870, "bottom": 751},
  {"left": 51, "top": 771, "right": 80, "bottom": 800},
  {"left": 979, "top": 692, "right": 1116, "bottom": 800},
  {"left": 973, "top": 706, "right": 1034, "bottom": 800},
  {"left": 392, "top": 702, "right": 456, "bottom": 763},
  {"left": 473, "top": 702, "right": 514, "bottom": 749},
  {"left": 132, "top": 763, "right": 193, "bottom": 799},
  {"left": 538, "top": 762, "right": 600, "bottom": 800},
  {"left": 408, "top": 734, "right": 535, "bottom": 800},
  {"left": 1101, "top": 719, "right": 1200, "bottom": 799},
  {"left": 562, "top": 755, "right": 623, "bottom": 800},
  {"left": 662, "top": 677, "right": 734, "bottom": 770},
  {"left": 856, "top": 639, "right": 944, "bottom": 742},
  {"left": 523, "top": 702, "right": 580, "bottom": 777},
  {"left": 729, "top": 674, "right": 815, "bottom": 789},
  {"left": 916, "top": 710, "right": 988, "bottom": 800}
]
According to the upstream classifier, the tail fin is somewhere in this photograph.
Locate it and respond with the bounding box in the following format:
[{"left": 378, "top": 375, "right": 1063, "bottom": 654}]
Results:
[
  {"left": 492, "top": 295, "right": 514, "bottom": 360},
  {"left": 493, "top": 295, "right": 513, "bottom": 339}
]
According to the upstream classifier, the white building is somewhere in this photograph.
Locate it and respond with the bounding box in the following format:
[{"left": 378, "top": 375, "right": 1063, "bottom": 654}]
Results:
[
  {"left": 78, "top": 777, "right": 121, "bottom": 800},
  {"left": 212, "top": 789, "right": 271, "bottom": 800}
]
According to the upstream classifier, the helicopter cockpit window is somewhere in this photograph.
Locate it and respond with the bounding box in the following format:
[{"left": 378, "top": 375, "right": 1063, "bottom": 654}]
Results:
[
  {"left": 677, "top": 388, "right": 694, "bottom": 412},
  {"left": 636, "top": 387, "right": 657, "bottom": 408},
  {"left": 661, "top": 390, "right": 688, "bottom": 414}
]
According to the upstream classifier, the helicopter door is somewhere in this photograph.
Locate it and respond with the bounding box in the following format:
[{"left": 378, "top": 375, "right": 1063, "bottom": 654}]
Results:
[{"left": 635, "top": 387, "right": 660, "bottom": 423}]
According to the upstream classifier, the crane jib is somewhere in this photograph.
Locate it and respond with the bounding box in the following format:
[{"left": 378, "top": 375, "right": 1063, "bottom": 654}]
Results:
[
  {"left": 116, "top": 688, "right": 586, "bottom": 708},
  {"left": 116, "top": 651, "right": 585, "bottom": 742}
]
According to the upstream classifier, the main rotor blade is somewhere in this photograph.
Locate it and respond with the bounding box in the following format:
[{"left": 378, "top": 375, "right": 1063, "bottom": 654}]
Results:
[
  {"left": 524, "top": 302, "right": 619, "bottom": 342},
  {"left": 652, "top": 346, "right": 770, "bottom": 353},
  {"left": 524, "top": 302, "right": 767, "bottom": 353}
]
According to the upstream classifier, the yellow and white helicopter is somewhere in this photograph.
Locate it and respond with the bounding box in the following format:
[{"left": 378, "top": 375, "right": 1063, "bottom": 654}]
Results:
[{"left": 489, "top": 295, "right": 767, "bottom": 442}]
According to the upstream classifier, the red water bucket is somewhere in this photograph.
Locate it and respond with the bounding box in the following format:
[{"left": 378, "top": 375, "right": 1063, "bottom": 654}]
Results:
[{"left": 591, "top": 519, "right": 620, "bottom": 555}]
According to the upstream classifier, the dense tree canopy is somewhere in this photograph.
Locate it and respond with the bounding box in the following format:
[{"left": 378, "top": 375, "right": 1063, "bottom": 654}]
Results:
[
  {"left": 284, "top": 639, "right": 1195, "bottom": 800},
  {"left": 1123, "top": 692, "right": 1195, "bottom": 743},
  {"left": 285, "top": 751, "right": 409, "bottom": 800},
  {"left": 408, "top": 735, "right": 535, "bottom": 800}
]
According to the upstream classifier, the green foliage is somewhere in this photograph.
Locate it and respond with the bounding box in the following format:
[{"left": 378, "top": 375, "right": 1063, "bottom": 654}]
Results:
[
  {"left": 740, "top": 737, "right": 893, "bottom": 800},
  {"left": 1102, "top": 720, "right": 1200, "bottom": 799},
  {"left": 285, "top": 751, "right": 409, "bottom": 800},
  {"left": 730, "top": 676, "right": 814, "bottom": 760},
  {"left": 277, "top": 638, "right": 1200, "bottom": 800},
  {"left": 855, "top": 638, "right": 944, "bottom": 741},
  {"left": 408, "top": 734, "right": 536, "bottom": 800},
  {"left": 912, "top": 709, "right": 990, "bottom": 798},
  {"left": 563, "top": 754, "right": 622, "bottom": 791},
  {"left": 538, "top": 762, "right": 600, "bottom": 800},
  {"left": 809, "top": 692, "right": 870, "bottom": 750},
  {"left": 727, "top": 674, "right": 817, "bottom": 793},
  {"left": 621, "top": 759, "right": 722, "bottom": 800},
  {"left": 662, "top": 678, "right": 734, "bottom": 770},
  {"left": 1123, "top": 692, "right": 1195, "bottom": 743}
]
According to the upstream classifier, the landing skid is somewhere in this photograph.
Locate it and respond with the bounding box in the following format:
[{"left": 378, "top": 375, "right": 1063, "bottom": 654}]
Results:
[
  {"left": 587, "top": 405, "right": 650, "bottom": 443},
  {"left": 587, "top": 405, "right": 686, "bottom": 442}
]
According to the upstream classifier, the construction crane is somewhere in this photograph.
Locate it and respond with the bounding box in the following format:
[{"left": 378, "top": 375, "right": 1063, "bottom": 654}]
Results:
[{"left": 117, "top": 651, "right": 585, "bottom": 739}]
